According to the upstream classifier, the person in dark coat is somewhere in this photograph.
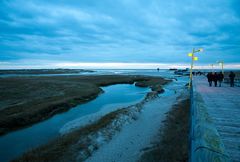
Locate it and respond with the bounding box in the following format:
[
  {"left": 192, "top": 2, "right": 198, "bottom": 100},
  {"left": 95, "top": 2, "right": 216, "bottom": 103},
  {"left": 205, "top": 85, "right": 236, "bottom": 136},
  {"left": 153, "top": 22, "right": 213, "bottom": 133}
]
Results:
[
  {"left": 207, "top": 72, "right": 213, "bottom": 87},
  {"left": 217, "top": 72, "right": 224, "bottom": 87},
  {"left": 229, "top": 71, "right": 236, "bottom": 87},
  {"left": 213, "top": 72, "right": 218, "bottom": 87}
]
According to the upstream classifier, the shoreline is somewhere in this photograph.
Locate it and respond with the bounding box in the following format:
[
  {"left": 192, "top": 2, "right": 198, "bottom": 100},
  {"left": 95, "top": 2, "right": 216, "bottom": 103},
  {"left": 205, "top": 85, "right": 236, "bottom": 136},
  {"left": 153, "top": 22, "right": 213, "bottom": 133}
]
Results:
[
  {"left": 13, "top": 88, "right": 161, "bottom": 162},
  {"left": 0, "top": 69, "right": 94, "bottom": 75},
  {"left": 13, "top": 76, "right": 188, "bottom": 162},
  {"left": 0, "top": 75, "right": 170, "bottom": 136}
]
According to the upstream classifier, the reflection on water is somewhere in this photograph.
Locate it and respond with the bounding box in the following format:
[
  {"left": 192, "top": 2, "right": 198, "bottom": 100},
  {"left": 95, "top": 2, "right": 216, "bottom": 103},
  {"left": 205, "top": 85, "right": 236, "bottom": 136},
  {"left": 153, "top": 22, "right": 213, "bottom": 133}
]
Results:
[
  {"left": 0, "top": 84, "right": 149, "bottom": 162},
  {"left": 0, "top": 69, "right": 188, "bottom": 162}
]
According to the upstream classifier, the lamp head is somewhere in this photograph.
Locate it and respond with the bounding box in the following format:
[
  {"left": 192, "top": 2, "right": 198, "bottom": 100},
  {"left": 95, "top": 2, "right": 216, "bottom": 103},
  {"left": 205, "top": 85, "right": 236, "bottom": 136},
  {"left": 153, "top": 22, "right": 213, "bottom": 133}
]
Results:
[
  {"left": 188, "top": 53, "right": 193, "bottom": 57},
  {"left": 199, "top": 48, "right": 203, "bottom": 52},
  {"left": 195, "top": 48, "right": 203, "bottom": 52}
]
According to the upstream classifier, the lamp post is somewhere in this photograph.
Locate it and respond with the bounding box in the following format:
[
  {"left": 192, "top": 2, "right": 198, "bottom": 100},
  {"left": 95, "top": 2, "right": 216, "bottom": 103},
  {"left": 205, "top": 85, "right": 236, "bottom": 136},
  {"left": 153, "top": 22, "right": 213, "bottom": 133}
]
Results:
[
  {"left": 188, "top": 48, "right": 203, "bottom": 88},
  {"left": 217, "top": 60, "right": 224, "bottom": 74},
  {"left": 209, "top": 64, "right": 214, "bottom": 72}
]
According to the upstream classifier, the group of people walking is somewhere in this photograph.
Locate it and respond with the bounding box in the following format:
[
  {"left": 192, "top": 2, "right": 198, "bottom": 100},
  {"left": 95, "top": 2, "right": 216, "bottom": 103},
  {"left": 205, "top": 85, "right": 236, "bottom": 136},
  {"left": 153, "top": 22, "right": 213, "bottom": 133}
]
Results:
[
  {"left": 207, "top": 72, "right": 224, "bottom": 87},
  {"left": 207, "top": 71, "right": 236, "bottom": 87}
]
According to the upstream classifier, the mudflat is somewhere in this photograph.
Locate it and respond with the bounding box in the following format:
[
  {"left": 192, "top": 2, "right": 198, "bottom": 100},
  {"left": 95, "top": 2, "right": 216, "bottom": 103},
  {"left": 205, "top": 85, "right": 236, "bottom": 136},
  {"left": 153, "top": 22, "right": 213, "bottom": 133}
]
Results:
[
  {"left": 0, "top": 75, "right": 169, "bottom": 136},
  {"left": 0, "top": 69, "right": 94, "bottom": 75}
]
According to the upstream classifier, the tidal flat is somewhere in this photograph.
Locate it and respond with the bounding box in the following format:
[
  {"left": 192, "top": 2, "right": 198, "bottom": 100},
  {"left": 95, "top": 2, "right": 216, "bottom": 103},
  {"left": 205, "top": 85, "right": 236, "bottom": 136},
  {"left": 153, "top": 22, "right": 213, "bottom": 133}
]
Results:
[
  {"left": 0, "top": 75, "right": 169, "bottom": 136},
  {"left": 0, "top": 69, "right": 94, "bottom": 75}
]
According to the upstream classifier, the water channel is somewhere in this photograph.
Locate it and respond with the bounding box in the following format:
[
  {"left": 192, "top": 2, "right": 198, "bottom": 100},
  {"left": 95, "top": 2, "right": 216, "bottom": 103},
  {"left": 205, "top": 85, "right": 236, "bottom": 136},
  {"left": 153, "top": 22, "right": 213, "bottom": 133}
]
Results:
[{"left": 0, "top": 84, "right": 149, "bottom": 162}]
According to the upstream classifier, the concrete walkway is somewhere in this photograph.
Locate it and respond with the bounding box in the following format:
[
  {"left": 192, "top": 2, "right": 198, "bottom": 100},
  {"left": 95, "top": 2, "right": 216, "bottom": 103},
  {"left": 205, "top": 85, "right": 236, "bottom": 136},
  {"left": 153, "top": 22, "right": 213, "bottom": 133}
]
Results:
[{"left": 194, "top": 76, "right": 240, "bottom": 162}]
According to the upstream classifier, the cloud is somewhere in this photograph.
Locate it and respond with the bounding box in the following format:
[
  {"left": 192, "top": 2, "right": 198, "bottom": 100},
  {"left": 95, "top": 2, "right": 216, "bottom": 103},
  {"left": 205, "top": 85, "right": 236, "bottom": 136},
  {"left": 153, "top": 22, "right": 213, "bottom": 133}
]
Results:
[{"left": 0, "top": 0, "right": 240, "bottom": 68}]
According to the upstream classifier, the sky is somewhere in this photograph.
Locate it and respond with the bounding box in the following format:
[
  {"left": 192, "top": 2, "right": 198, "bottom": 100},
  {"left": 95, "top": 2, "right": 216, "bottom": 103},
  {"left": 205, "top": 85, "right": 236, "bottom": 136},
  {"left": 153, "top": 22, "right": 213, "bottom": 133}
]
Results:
[{"left": 0, "top": 0, "right": 240, "bottom": 69}]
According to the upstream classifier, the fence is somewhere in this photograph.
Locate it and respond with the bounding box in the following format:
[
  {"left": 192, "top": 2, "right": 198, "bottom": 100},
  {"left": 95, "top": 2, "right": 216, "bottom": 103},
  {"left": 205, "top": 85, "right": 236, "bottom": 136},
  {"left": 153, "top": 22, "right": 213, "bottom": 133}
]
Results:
[
  {"left": 189, "top": 82, "right": 230, "bottom": 162},
  {"left": 224, "top": 78, "right": 240, "bottom": 87}
]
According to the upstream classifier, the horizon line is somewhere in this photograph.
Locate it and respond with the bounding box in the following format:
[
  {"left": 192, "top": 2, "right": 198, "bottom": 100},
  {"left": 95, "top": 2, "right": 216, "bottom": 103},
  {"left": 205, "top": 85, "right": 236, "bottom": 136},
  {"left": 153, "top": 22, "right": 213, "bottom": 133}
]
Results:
[{"left": 1, "top": 61, "right": 240, "bottom": 69}]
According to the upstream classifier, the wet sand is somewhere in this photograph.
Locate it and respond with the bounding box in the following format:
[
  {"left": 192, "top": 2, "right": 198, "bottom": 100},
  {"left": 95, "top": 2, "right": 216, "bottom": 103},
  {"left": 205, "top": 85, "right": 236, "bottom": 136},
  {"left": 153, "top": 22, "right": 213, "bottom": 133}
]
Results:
[
  {"left": 0, "top": 69, "right": 94, "bottom": 75},
  {"left": 13, "top": 76, "right": 188, "bottom": 162}
]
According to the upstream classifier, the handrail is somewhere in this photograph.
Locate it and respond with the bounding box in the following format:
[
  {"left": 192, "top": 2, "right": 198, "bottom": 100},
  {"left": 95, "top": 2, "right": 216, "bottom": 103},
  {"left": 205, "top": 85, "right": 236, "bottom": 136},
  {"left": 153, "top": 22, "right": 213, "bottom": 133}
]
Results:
[
  {"left": 189, "top": 80, "right": 230, "bottom": 162},
  {"left": 223, "top": 78, "right": 240, "bottom": 87}
]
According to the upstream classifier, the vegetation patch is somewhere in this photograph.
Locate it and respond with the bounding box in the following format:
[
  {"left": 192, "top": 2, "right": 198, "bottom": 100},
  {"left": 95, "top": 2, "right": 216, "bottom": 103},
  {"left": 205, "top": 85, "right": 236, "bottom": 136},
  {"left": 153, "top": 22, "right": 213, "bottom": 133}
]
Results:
[
  {"left": 0, "top": 69, "right": 94, "bottom": 75},
  {"left": 0, "top": 75, "right": 170, "bottom": 135},
  {"left": 139, "top": 92, "right": 190, "bottom": 162}
]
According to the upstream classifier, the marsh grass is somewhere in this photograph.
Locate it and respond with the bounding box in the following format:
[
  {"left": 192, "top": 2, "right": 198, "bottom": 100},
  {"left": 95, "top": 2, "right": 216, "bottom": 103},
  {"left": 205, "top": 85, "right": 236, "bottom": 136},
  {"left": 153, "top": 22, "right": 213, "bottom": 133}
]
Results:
[
  {"left": 12, "top": 80, "right": 162, "bottom": 162},
  {"left": 139, "top": 94, "right": 190, "bottom": 162},
  {"left": 0, "top": 75, "right": 169, "bottom": 135}
]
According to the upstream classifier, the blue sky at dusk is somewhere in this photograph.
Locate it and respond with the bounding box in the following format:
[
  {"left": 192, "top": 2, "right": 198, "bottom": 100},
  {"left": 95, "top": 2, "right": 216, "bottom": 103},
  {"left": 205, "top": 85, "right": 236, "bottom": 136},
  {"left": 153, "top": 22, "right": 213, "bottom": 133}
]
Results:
[{"left": 0, "top": 0, "right": 240, "bottom": 69}]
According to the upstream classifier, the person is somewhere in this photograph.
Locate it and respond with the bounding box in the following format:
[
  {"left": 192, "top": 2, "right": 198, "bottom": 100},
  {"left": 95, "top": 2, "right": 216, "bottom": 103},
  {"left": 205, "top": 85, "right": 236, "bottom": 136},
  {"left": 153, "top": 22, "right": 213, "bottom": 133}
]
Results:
[
  {"left": 229, "top": 71, "right": 236, "bottom": 87},
  {"left": 207, "top": 72, "right": 213, "bottom": 87},
  {"left": 213, "top": 72, "right": 218, "bottom": 87},
  {"left": 218, "top": 72, "right": 224, "bottom": 87}
]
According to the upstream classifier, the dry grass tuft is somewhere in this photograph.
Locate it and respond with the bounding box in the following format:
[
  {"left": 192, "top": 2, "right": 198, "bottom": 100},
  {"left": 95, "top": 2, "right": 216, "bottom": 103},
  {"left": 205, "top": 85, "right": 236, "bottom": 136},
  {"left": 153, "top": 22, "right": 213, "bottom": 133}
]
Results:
[
  {"left": 139, "top": 94, "right": 190, "bottom": 162},
  {"left": 0, "top": 75, "right": 170, "bottom": 135}
]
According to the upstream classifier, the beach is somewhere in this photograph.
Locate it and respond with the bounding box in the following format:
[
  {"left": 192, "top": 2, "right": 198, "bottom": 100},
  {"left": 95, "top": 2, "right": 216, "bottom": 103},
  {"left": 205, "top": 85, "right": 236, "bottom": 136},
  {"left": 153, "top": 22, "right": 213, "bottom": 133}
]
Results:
[{"left": 0, "top": 69, "right": 190, "bottom": 162}]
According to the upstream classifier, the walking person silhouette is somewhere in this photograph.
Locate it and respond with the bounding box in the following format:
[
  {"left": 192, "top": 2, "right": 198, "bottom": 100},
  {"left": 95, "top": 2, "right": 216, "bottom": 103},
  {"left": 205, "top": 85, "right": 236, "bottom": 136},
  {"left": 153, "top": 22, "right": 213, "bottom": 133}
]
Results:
[
  {"left": 213, "top": 72, "right": 218, "bottom": 87},
  {"left": 229, "top": 71, "right": 236, "bottom": 87},
  {"left": 218, "top": 72, "right": 224, "bottom": 87},
  {"left": 207, "top": 72, "right": 213, "bottom": 87}
]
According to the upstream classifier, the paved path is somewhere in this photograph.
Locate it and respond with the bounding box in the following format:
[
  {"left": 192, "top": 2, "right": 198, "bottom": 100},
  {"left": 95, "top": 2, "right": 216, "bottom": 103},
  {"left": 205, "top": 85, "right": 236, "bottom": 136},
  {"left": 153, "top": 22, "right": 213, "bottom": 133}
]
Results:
[{"left": 194, "top": 76, "right": 240, "bottom": 162}]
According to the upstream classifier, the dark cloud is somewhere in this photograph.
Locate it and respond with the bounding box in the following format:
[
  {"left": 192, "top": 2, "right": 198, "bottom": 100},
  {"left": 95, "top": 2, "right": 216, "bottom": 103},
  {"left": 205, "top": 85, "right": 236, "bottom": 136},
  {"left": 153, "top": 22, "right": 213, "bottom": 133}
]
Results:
[{"left": 0, "top": 0, "right": 239, "bottom": 67}]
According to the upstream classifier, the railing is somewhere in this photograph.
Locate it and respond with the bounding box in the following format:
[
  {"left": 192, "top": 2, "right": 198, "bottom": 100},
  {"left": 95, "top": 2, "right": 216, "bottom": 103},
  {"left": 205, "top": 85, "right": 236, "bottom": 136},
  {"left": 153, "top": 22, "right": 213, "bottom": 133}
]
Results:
[
  {"left": 189, "top": 81, "right": 230, "bottom": 162},
  {"left": 224, "top": 78, "right": 240, "bottom": 87}
]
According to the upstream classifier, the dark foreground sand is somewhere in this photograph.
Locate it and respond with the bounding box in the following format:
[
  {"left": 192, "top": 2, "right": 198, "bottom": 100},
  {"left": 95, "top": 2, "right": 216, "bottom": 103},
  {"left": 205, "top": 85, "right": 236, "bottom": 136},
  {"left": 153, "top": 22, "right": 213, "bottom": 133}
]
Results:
[{"left": 0, "top": 75, "right": 169, "bottom": 136}]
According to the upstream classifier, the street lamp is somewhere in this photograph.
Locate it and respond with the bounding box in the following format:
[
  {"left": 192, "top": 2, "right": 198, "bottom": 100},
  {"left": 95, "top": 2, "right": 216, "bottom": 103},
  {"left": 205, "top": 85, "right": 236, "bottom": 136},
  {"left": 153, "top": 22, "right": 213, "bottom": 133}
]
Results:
[
  {"left": 188, "top": 48, "right": 203, "bottom": 88},
  {"left": 209, "top": 64, "right": 214, "bottom": 72},
  {"left": 217, "top": 60, "right": 224, "bottom": 74}
]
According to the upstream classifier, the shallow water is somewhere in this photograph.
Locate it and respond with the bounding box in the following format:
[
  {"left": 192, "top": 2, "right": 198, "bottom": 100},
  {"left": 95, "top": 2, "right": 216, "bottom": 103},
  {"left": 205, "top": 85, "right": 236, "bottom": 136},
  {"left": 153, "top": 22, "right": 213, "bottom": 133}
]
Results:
[
  {"left": 0, "top": 84, "right": 149, "bottom": 162},
  {"left": 0, "top": 69, "right": 173, "bottom": 78},
  {"left": 86, "top": 75, "right": 189, "bottom": 162},
  {"left": 0, "top": 69, "right": 187, "bottom": 161}
]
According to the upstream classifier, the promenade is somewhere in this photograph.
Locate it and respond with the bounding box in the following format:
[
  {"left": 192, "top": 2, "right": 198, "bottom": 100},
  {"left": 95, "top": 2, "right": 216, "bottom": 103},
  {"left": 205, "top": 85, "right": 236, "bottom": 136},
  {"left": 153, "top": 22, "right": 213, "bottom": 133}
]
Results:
[{"left": 194, "top": 76, "right": 240, "bottom": 162}]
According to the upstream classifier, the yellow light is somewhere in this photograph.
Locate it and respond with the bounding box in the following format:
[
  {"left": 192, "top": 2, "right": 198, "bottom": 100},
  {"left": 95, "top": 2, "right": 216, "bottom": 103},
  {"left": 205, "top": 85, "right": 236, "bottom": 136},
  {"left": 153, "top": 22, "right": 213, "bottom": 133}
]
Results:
[
  {"left": 188, "top": 53, "right": 193, "bottom": 57},
  {"left": 194, "top": 57, "right": 198, "bottom": 61}
]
